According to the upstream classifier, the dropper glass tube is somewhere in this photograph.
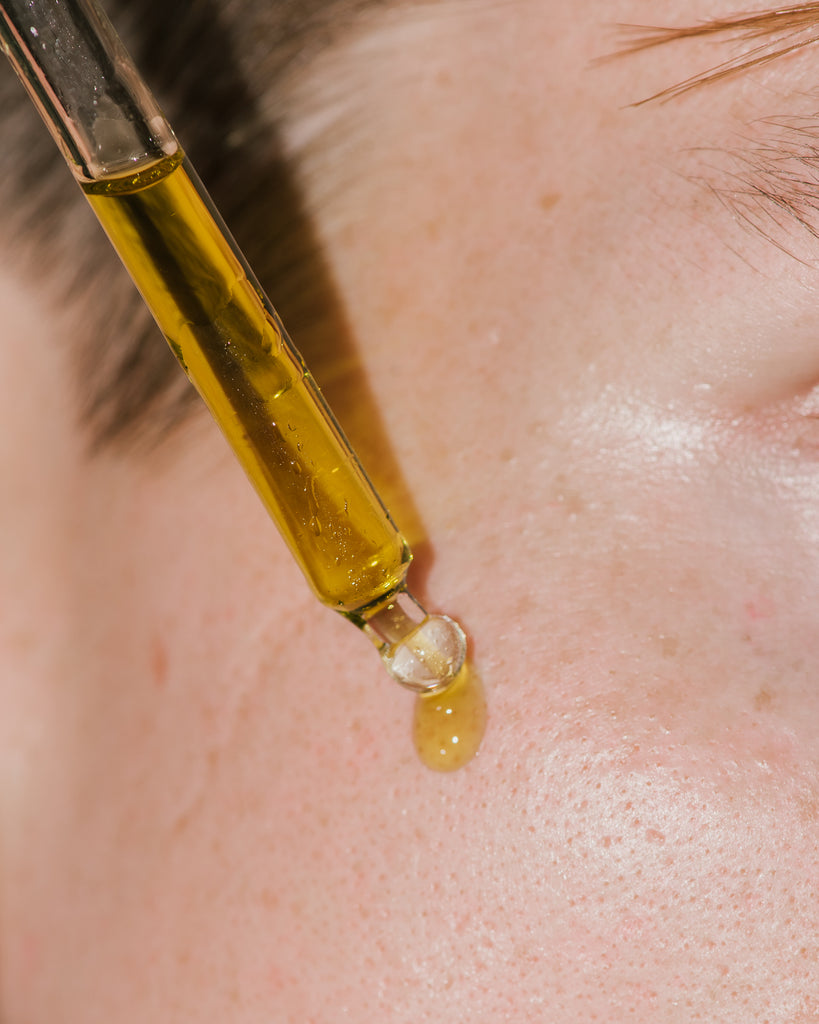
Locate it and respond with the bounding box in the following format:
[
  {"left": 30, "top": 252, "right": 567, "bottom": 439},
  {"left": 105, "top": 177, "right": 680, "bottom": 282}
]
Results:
[{"left": 0, "top": 0, "right": 466, "bottom": 693}]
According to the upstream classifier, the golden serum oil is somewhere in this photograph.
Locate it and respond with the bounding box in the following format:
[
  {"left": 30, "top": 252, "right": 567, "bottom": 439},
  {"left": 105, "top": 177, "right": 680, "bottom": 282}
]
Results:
[
  {"left": 413, "top": 662, "right": 486, "bottom": 771},
  {"left": 84, "top": 153, "right": 410, "bottom": 615}
]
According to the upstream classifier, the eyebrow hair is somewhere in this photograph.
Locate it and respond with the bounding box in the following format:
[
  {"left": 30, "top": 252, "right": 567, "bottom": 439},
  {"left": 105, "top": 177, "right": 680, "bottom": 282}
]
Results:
[
  {"left": 707, "top": 115, "right": 819, "bottom": 260},
  {"left": 615, "top": 4, "right": 819, "bottom": 261},
  {"left": 618, "top": 3, "right": 819, "bottom": 102}
]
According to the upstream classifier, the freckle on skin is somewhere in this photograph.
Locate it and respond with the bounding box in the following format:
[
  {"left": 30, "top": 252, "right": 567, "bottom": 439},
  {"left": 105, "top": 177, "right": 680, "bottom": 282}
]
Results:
[
  {"left": 151, "top": 636, "right": 168, "bottom": 690},
  {"left": 538, "top": 191, "right": 562, "bottom": 212},
  {"left": 754, "top": 688, "right": 773, "bottom": 711},
  {"left": 171, "top": 810, "right": 192, "bottom": 836}
]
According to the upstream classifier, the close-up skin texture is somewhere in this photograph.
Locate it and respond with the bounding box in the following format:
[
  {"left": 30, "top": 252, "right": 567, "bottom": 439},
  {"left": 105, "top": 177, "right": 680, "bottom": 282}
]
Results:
[{"left": 4, "top": 0, "right": 819, "bottom": 1020}]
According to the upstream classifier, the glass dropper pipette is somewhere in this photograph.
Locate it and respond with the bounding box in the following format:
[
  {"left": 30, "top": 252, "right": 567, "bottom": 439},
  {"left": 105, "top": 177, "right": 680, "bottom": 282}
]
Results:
[{"left": 0, "top": 0, "right": 467, "bottom": 694}]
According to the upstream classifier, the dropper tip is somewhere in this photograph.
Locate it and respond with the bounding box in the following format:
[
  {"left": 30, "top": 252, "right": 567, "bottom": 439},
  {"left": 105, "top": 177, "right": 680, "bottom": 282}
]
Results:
[
  {"left": 381, "top": 613, "right": 467, "bottom": 694},
  {"left": 361, "top": 591, "right": 467, "bottom": 694}
]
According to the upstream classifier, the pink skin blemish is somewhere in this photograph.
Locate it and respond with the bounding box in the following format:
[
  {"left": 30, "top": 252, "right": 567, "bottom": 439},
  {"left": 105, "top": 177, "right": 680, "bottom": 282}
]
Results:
[{"left": 744, "top": 595, "right": 775, "bottom": 622}]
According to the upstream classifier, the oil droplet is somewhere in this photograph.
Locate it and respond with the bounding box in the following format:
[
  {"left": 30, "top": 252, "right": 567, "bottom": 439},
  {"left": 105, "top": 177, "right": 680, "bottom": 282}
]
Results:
[{"left": 413, "top": 661, "right": 486, "bottom": 772}]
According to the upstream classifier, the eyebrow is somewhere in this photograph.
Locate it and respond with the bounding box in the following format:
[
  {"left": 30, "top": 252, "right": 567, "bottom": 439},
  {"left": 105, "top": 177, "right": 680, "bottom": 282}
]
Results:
[
  {"left": 615, "top": 4, "right": 819, "bottom": 261},
  {"left": 617, "top": 3, "right": 819, "bottom": 102}
]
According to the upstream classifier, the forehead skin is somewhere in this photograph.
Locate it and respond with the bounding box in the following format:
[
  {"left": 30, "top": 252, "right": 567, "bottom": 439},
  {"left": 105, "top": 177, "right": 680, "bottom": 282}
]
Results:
[{"left": 4, "top": 0, "right": 819, "bottom": 1020}]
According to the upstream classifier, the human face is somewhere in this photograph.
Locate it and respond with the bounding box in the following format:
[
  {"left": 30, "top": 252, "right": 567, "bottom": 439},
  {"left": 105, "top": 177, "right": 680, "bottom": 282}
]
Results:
[{"left": 4, "top": 1, "right": 819, "bottom": 1019}]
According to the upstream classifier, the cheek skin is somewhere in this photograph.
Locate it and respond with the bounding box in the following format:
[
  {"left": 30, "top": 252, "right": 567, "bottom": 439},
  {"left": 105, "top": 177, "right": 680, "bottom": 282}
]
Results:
[{"left": 11, "top": 392, "right": 819, "bottom": 1020}]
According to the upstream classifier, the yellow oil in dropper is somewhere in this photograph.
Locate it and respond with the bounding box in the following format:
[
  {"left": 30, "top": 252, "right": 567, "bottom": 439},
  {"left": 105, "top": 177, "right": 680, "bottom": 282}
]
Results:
[{"left": 85, "top": 151, "right": 410, "bottom": 614}]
